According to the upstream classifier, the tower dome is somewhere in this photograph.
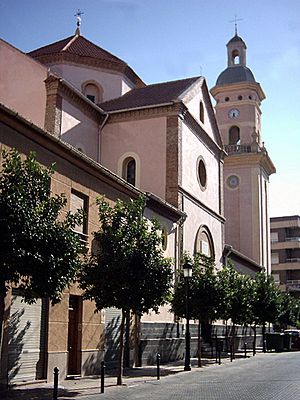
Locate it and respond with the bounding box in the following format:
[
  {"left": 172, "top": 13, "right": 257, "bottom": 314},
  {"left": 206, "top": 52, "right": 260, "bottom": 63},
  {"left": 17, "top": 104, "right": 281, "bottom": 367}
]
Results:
[{"left": 215, "top": 33, "right": 257, "bottom": 86}]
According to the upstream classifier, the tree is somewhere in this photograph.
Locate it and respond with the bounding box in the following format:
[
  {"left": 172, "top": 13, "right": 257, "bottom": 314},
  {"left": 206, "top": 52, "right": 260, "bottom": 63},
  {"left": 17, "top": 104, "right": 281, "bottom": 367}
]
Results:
[
  {"left": 79, "top": 195, "right": 172, "bottom": 385},
  {"left": 171, "top": 253, "right": 219, "bottom": 366},
  {"left": 250, "top": 271, "right": 282, "bottom": 352},
  {"left": 277, "top": 292, "right": 300, "bottom": 330},
  {"left": 0, "top": 149, "right": 85, "bottom": 384},
  {"left": 216, "top": 266, "right": 254, "bottom": 355}
]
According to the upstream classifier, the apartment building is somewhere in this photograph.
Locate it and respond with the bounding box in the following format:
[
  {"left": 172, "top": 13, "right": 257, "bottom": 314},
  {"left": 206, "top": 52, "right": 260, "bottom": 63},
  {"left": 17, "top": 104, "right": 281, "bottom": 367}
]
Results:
[{"left": 271, "top": 215, "right": 300, "bottom": 297}]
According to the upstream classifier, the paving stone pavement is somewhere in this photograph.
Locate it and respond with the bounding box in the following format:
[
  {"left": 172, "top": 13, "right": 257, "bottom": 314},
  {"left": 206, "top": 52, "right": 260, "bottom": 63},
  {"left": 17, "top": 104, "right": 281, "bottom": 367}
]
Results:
[{"left": 2, "top": 351, "right": 300, "bottom": 399}]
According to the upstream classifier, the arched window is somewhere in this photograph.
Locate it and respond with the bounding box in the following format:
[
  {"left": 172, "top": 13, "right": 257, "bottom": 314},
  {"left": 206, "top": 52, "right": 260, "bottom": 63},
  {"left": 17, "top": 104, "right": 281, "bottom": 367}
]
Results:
[
  {"left": 232, "top": 49, "right": 240, "bottom": 65},
  {"left": 195, "top": 225, "right": 215, "bottom": 258},
  {"left": 229, "top": 126, "right": 240, "bottom": 145},
  {"left": 122, "top": 157, "right": 136, "bottom": 186},
  {"left": 199, "top": 101, "right": 204, "bottom": 123},
  {"left": 118, "top": 152, "right": 140, "bottom": 188},
  {"left": 82, "top": 81, "right": 103, "bottom": 103}
]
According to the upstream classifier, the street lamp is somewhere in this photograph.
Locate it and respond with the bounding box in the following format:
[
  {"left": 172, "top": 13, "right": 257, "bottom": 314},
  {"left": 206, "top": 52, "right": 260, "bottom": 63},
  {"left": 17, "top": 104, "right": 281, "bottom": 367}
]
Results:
[{"left": 183, "top": 262, "right": 192, "bottom": 371}]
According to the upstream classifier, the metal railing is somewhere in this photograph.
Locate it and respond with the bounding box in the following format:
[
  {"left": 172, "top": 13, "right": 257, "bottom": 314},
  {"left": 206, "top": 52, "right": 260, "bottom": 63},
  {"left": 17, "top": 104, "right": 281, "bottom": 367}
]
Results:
[
  {"left": 286, "top": 258, "right": 300, "bottom": 263},
  {"left": 285, "top": 237, "right": 300, "bottom": 242}
]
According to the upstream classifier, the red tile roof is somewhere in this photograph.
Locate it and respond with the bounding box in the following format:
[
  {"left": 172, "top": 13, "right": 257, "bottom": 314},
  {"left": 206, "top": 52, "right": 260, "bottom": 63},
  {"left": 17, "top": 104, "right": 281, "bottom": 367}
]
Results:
[
  {"left": 28, "top": 34, "right": 127, "bottom": 67},
  {"left": 100, "top": 77, "right": 200, "bottom": 112}
]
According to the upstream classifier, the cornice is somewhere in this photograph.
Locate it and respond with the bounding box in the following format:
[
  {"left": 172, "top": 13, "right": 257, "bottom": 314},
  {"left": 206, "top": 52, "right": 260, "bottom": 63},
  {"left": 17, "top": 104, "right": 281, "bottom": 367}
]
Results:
[
  {"left": 179, "top": 186, "right": 225, "bottom": 224},
  {"left": 211, "top": 81, "right": 265, "bottom": 102},
  {"left": 224, "top": 151, "right": 276, "bottom": 176},
  {"left": 106, "top": 102, "right": 181, "bottom": 123},
  {"left": 34, "top": 52, "right": 145, "bottom": 88}
]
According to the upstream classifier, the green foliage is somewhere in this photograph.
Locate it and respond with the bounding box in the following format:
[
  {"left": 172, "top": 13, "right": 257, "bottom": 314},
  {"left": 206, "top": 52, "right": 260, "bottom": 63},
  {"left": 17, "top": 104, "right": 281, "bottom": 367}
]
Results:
[
  {"left": 171, "top": 253, "right": 218, "bottom": 322},
  {"left": 277, "top": 292, "right": 300, "bottom": 329},
  {"left": 216, "top": 266, "right": 254, "bottom": 326},
  {"left": 79, "top": 195, "right": 173, "bottom": 315},
  {"left": 0, "top": 149, "right": 85, "bottom": 304},
  {"left": 250, "top": 271, "right": 282, "bottom": 326}
]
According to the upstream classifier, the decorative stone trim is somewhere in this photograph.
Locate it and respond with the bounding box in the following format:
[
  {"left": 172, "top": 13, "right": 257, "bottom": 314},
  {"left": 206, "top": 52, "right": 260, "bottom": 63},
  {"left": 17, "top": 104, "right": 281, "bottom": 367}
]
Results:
[
  {"left": 165, "top": 115, "right": 180, "bottom": 208},
  {"left": 106, "top": 103, "right": 182, "bottom": 123},
  {"left": 33, "top": 52, "right": 145, "bottom": 88}
]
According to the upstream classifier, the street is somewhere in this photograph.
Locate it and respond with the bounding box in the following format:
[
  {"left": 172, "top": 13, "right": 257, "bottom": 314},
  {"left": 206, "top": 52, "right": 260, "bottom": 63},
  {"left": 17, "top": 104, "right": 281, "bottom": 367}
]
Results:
[{"left": 92, "top": 352, "right": 300, "bottom": 400}]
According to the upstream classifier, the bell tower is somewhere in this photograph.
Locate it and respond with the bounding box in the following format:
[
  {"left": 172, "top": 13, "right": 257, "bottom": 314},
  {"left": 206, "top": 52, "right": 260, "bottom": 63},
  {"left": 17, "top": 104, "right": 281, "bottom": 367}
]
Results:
[{"left": 211, "top": 33, "right": 276, "bottom": 273}]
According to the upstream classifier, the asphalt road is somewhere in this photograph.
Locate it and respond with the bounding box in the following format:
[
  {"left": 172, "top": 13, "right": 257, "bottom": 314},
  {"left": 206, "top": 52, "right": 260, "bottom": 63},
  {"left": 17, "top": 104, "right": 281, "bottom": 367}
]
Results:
[{"left": 89, "top": 352, "right": 300, "bottom": 400}]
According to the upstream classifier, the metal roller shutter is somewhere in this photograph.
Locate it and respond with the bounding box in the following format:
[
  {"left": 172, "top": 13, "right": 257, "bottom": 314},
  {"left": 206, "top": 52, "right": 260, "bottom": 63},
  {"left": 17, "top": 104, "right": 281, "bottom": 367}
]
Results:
[
  {"left": 7, "top": 291, "right": 46, "bottom": 383},
  {"left": 104, "top": 307, "right": 122, "bottom": 368}
]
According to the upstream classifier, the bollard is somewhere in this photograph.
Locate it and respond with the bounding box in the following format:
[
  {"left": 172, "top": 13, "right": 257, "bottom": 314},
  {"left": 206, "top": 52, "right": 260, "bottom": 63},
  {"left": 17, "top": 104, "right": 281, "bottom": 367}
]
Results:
[
  {"left": 53, "top": 367, "right": 59, "bottom": 400},
  {"left": 244, "top": 342, "right": 247, "bottom": 358},
  {"left": 263, "top": 339, "right": 267, "bottom": 353},
  {"left": 100, "top": 361, "right": 105, "bottom": 394},
  {"left": 156, "top": 353, "right": 160, "bottom": 380},
  {"left": 253, "top": 341, "right": 256, "bottom": 356},
  {"left": 218, "top": 346, "right": 221, "bottom": 365},
  {"left": 230, "top": 343, "right": 233, "bottom": 362}
]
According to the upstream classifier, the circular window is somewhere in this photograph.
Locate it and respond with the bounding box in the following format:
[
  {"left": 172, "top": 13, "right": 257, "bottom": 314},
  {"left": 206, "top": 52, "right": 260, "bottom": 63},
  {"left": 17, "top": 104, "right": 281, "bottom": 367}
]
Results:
[
  {"left": 227, "top": 175, "right": 240, "bottom": 189},
  {"left": 197, "top": 157, "right": 207, "bottom": 190},
  {"left": 225, "top": 97, "right": 230, "bottom": 102},
  {"left": 238, "top": 95, "right": 243, "bottom": 100}
]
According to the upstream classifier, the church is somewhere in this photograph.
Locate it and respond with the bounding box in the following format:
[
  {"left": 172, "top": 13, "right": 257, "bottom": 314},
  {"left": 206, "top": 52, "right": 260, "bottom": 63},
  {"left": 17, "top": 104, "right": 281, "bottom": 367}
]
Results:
[{"left": 0, "top": 21, "right": 275, "bottom": 384}]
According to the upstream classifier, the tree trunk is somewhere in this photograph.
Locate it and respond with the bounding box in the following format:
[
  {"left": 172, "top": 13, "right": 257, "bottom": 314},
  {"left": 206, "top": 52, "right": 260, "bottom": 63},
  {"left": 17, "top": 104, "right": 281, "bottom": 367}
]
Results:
[
  {"left": 253, "top": 325, "right": 257, "bottom": 355},
  {"left": 262, "top": 322, "right": 266, "bottom": 353},
  {"left": 124, "top": 311, "right": 130, "bottom": 368},
  {"left": 0, "top": 284, "right": 7, "bottom": 389},
  {"left": 117, "top": 308, "right": 127, "bottom": 386},
  {"left": 197, "top": 321, "right": 202, "bottom": 367},
  {"left": 134, "top": 313, "right": 141, "bottom": 367},
  {"left": 232, "top": 323, "right": 236, "bottom": 359}
]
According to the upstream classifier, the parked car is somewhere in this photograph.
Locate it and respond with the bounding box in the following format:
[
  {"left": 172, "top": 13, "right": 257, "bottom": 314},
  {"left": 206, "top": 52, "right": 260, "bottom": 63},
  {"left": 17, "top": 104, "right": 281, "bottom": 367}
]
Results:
[{"left": 284, "top": 330, "right": 300, "bottom": 348}]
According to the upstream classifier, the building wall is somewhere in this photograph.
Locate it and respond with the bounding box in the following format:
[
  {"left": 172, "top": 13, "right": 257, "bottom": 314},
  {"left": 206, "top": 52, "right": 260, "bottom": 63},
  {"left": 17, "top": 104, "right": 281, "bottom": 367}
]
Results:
[
  {"left": 181, "top": 122, "right": 221, "bottom": 212},
  {"left": 0, "top": 39, "right": 47, "bottom": 128},
  {"left": 49, "top": 63, "right": 134, "bottom": 102},
  {"left": 101, "top": 117, "right": 167, "bottom": 199},
  {"left": 271, "top": 216, "right": 300, "bottom": 295},
  {"left": 61, "top": 98, "right": 100, "bottom": 161}
]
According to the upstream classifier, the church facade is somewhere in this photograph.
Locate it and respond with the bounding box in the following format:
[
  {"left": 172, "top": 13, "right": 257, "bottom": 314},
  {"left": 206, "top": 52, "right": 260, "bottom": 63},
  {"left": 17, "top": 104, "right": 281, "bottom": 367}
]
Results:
[{"left": 0, "top": 26, "right": 274, "bottom": 383}]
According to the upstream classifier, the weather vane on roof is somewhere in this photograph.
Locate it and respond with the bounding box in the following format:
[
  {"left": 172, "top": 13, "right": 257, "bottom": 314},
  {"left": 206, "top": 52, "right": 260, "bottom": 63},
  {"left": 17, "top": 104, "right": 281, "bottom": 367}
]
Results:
[
  {"left": 74, "top": 9, "right": 84, "bottom": 32},
  {"left": 229, "top": 14, "right": 243, "bottom": 35}
]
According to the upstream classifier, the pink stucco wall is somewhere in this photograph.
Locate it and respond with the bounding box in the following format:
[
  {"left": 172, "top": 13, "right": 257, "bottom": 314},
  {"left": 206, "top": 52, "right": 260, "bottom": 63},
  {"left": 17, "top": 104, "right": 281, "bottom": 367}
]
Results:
[
  {"left": 101, "top": 117, "right": 167, "bottom": 199},
  {"left": 60, "top": 99, "right": 100, "bottom": 161},
  {"left": 0, "top": 39, "right": 47, "bottom": 128},
  {"left": 49, "top": 63, "right": 134, "bottom": 102}
]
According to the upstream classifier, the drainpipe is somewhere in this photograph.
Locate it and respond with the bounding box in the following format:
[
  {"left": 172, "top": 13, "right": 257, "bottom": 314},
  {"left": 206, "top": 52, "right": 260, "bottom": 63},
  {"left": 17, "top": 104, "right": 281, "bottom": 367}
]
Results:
[
  {"left": 222, "top": 244, "right": 233, "bottom": 267},
  {"left": 98, "top": 113, "right": 109, "bottom": 164}
]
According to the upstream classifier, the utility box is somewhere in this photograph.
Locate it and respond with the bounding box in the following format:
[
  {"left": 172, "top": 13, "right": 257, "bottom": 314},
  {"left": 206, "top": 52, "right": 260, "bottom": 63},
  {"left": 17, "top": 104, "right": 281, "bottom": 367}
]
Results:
[{"left": 265, "top": 333, "right": 284, "bottom": 352}]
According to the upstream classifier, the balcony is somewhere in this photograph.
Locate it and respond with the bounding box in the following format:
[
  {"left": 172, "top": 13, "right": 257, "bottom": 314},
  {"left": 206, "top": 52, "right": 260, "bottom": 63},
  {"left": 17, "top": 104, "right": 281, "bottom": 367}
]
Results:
[
  {"left": 286, "top": 258, "right": 300, "bottom": 263},
  {"left": 285, "top": 237, "right": 300, "bottom": 242},
  {"left": 286, "top": 280, "right": 300, "bottom": 291},
  {"left": 224, "top": 142, "right": 267, "bottom": 155}
]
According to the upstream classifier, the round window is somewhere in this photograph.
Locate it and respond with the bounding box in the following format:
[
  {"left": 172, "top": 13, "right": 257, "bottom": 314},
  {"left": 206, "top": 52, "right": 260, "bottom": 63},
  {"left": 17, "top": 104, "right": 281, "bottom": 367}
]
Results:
[
  {"left": 227, "top": 175, "right": 240, "bottom": 189},
  {"left": 198, "top": 157, "right": 207, "bottom": 190}
]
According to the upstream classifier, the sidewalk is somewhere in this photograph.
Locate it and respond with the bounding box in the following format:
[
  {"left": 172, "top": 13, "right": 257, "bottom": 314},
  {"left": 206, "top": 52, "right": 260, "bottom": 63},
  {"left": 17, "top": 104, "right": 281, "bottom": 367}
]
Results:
[{"left": 1, "top": 351, "right": 259, "bottom": 399}]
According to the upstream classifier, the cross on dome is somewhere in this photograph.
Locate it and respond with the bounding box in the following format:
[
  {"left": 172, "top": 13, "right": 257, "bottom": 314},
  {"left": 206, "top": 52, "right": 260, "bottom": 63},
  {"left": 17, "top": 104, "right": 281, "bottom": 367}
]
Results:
[{"left": 74, "top": 9, "right": 84, "bottom": 35}]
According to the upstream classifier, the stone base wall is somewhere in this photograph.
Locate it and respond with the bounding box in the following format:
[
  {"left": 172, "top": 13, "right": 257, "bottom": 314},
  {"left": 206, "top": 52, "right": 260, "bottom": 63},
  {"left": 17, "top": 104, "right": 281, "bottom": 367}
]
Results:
[{"left": 138, "top": 322, "right": 264, "bottom": 366}]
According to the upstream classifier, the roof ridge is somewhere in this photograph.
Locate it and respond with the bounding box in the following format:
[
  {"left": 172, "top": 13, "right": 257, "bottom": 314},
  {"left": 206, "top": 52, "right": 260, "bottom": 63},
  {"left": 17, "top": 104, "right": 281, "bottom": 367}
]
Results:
[
  {"left": 71, "top": 35, "right": 127, "bottom": 65},
  {"left": 28, "top": 35, "right": 74, "bottom": 55},
  {"left": 61, "top": 34, "right": 78, "bottom": 51}
]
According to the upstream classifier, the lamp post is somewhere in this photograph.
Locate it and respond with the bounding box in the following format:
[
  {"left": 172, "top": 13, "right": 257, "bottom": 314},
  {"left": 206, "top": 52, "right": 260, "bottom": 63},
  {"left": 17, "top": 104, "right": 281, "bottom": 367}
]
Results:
[{"left": 183, "top": 262, "right": 192, "bottom": 371}]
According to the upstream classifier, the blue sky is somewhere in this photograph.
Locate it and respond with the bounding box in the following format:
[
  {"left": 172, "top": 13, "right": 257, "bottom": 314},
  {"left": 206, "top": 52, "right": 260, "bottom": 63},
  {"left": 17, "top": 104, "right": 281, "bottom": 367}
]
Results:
[{"left": 0, "top": 0, "right": 299, "bottom": 217}]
